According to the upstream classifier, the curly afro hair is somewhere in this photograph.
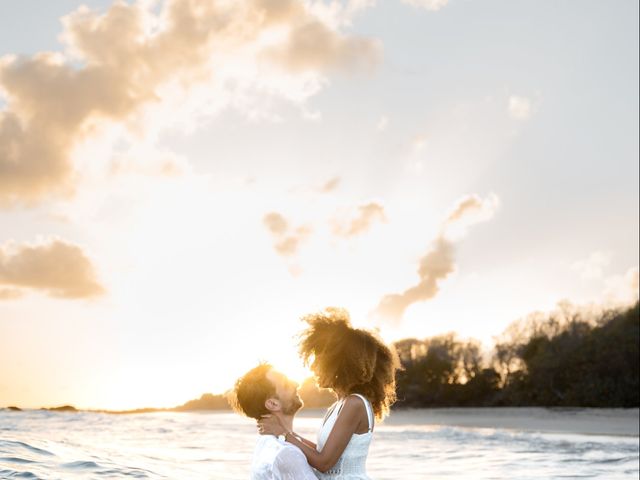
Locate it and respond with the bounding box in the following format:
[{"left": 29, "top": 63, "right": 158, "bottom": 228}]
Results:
[{"left": 299, "top": 307, "right": 400, "bottom": 420}]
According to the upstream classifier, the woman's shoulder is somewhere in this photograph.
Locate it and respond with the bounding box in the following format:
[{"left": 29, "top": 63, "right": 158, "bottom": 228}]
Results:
[
  {"left": 345, "top": 393, "right": 370, "bottom": 406},
  {"left": 339, "top": 394, "right": 369, "bottom": 414}
]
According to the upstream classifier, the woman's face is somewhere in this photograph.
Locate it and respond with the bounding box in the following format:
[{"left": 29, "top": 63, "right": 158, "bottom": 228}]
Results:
[{"left": 311, "top": 356, "right": 331, "bottom": 389}]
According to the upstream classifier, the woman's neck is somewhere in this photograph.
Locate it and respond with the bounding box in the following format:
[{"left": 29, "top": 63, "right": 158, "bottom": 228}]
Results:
[{"left": 335, "top": 389, "right": 352, "bottom": 400}]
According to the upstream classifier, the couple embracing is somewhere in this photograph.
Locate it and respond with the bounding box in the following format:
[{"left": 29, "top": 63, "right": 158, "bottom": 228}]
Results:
[{"left": 230, "top": 308, "right": 401, "bottom": 479}]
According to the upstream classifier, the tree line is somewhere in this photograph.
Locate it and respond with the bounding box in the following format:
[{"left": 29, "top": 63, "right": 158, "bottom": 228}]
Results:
[
  {"left": 393, "top": 302, "right": 639, "bottom": 408},
  {"left": 177, "top": 301, "right": 639, "bottom": 411},
  {"left": 32, "top": 301, "right": 630, "bottom": 413}
]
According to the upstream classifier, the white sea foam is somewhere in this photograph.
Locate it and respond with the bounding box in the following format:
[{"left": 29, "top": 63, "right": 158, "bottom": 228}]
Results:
[{"left": 0, "top": 409, "right": 638, "bottom": 479}]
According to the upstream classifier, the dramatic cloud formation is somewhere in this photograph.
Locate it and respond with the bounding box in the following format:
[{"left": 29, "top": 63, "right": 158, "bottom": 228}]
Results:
[
  {"left": 263, "top": 211, "right": 311, "bottom": 257},
  {"left": 331, "top": 201, "right": 386, "bottom": 237},
  {"left": 0, "top": 238, "right": 104, "bottom": 299},
  {"left": 508, "top": 95, "right": 533, "bottom": 120},
  {"left": 0, "top": 0, "right": 380, "bottom": 206},
  {"left": 372, "top": 193, "right": 499, "bottom": 324},
  {"left": 401, "top": 0, "right": 450, "bottom": 12}
]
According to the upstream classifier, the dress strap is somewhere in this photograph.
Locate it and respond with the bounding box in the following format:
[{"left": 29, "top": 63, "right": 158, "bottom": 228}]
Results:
[
  {"left": 350, "top": 393, "right": 373, "bottom": 432},
  {"left": 322, "top": 400, "right": 341, "bottom": 426}
]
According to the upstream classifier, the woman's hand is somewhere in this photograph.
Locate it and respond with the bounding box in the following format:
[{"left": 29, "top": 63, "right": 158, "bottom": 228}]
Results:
[{"left": 257, "top": 414, "right": 286, "bottom": 436}]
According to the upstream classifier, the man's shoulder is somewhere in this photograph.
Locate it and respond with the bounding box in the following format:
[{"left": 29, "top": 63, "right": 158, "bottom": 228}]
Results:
[
  {"left": 251, "top": 436, "right": 284, "bottom": 479},
  {"left": 256, "top": 435, "right": 303, "bottom": 453},
  {"left": 274, "top": 442, "right": 314, "bottom": 472},
  {"left": 253, "top": 437, "right": 316, "bottom": 479},
  {"left": 254, "top": 435, "right": 301, "bottom": 462},
  {"left": 254, "top": 435, "right": 282, "bottom": 456},
  {"left": 275, "top": 441, "right": 305, "bottom": 459}
]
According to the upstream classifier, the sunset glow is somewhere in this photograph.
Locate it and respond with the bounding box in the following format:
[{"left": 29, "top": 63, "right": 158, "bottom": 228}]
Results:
[{"left": 0, "top": 0, "right": 638, "bottom": 410}]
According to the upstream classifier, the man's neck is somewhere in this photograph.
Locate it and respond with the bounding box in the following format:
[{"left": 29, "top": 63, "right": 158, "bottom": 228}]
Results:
[{"left": 273, "top": 412, "right": 294, "bottom": 433}]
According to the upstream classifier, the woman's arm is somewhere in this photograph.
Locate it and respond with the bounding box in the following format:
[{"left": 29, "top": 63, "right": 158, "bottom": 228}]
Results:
[
  {"left": 276, "top": 397, "right": 366, "bottom": 473},
  {"left": 295, "top": 435, "right": 317, "bottom": 450},
  {"left": 258, "top": 415, "right": 318, "bottom": 449}
]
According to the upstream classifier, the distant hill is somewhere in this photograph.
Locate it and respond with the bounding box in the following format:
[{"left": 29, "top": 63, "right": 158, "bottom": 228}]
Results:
[
  {"left": 44, "top": 405, "right": 78, "bottom": 412},
  {"left": 173, "top": 393, "right": 230, "bottom": 411},
  {"left": 3, "top": 380, "right": 336, "bottom": 414}
]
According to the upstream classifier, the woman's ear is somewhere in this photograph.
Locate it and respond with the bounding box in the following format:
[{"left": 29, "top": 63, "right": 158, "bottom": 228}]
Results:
[{"left": 265, "top": 397, "right": 281, "bottom": 412}]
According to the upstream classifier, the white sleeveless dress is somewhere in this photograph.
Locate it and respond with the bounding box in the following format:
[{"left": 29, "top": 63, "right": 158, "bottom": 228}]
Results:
[{"left": 315, "top": 394, "right": 374, "bottom": 480}]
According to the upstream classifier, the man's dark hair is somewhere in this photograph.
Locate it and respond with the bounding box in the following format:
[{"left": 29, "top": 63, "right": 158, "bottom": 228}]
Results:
[{"left": 229, "top": 363, "right": 276, "bottom": 420}]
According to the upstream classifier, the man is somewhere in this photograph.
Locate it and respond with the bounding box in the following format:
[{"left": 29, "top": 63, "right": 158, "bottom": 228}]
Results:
[{"left": 230, "top": 363, "right": 318, "bottom": 480}]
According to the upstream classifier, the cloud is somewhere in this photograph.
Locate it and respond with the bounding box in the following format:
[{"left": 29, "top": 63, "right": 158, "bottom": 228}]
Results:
[
  {"left": 441, "top": 193, "right": 500, "bottom": 241},
  {"left": 628, "top": 267, "right": 640, "bottom": 301},
  {"left": 318, "top": 176, "right": 341, "bottom": 193},
  {"left": 331, "top": 201, "right": 386, "bottom": 237},
  {"left": 287, "top": 176, "right": 341, "bottom": 195},
  {"left": 401, "top": 0, "right": 450, "bottom": 12},
  {"left": 0, "top": 238, "right": 104, "bottom": 299},
  {"left": 109, "top": 147, "right": 192, "bottom": 177},
  {"left": 373, "top": 236, "right": 455, "bottom": 322},
  {"left": 508, "top": 95, "right": 533, "bottom": 120},
  {"left": 571, "top": 251, "right": 612, "bottom": 280},
  {"left": 0, "top": 0, "right": 380, "bottom": 206},
  {"left": 263, "top": 211, "right": 311, "bottom": 257},
  {"left": 0, "top": 288, "right": 22, "bottom": 300},
  {"left": 264, "top": 211, "right": 289, "bottom": 236},
  {"left": 302, "top": 0, "right": 376, "bottom": 29},
  {"left": 262, "top": 18, "right": 380, "bottom": 73},
  {"left": 372, "top": 193, "right": 499, "bottom": 325},
  {"left": 629, "top": 267, "right": 640, "bottom": 296},
  {"left": 603, "top": 266, "right": 639, "bottom": 305},
  {"left": 444, "top": 193, "right": 499, "bottom": 226}
]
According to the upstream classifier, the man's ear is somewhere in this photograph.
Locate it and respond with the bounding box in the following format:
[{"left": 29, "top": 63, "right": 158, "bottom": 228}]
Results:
[{"left": 265, "top": 397, "right": 281, "bottom": 412}]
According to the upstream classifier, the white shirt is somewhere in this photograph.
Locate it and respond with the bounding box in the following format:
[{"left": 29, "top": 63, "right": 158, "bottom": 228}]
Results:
[{"left": 251, "top": 435, "right": 318, "bottom": 480}]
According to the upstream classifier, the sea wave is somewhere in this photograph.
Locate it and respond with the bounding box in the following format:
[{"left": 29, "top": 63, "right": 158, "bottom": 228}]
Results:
[{"left": 0, "top": 409, "right": 637, "bottom": 480}]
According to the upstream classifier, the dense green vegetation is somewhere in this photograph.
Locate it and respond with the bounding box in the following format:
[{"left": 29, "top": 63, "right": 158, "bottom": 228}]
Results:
[{"left": 394, "top": 302, "right": 639, "bottom": 408}]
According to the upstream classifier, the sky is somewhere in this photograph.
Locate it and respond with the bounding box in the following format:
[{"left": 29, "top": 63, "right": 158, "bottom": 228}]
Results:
[{"left": 0, "top": 0, "right": 638, "bottom": 410}]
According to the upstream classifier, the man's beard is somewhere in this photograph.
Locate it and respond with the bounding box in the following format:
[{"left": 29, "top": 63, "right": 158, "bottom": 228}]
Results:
[{"left": 282, "top": 395, "right": 303, "bottom": 415}]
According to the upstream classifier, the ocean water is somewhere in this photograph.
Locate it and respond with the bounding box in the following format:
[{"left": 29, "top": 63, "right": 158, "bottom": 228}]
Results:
[{"left": 0, "top": 409, "right": 638, "bottom": 479}]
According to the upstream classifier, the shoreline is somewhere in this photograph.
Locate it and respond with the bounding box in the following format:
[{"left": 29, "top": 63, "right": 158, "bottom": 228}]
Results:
[
  {"left": 4, "top": 405, "right": 638, "bottom": 437},
  {"left": 379, "top": 407, "right": 640, "bottom": 437},
  {"left": 296, "top": 406, "right": 639, "bottom": 436}
]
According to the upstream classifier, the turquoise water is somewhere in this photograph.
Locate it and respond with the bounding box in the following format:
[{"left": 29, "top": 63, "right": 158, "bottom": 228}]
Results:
[{"left": 1, "top": 409, "right": 638, "bottom": 479}]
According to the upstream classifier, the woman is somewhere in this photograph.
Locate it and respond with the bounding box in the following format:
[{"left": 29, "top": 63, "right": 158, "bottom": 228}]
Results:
[{"left": 259, "top": 307, "right": 400, "bottom": 479}]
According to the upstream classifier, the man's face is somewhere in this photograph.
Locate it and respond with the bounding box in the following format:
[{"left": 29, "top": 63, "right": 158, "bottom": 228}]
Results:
[{"left": 266, "top": 369, "right": 303, "bottom": 415}]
